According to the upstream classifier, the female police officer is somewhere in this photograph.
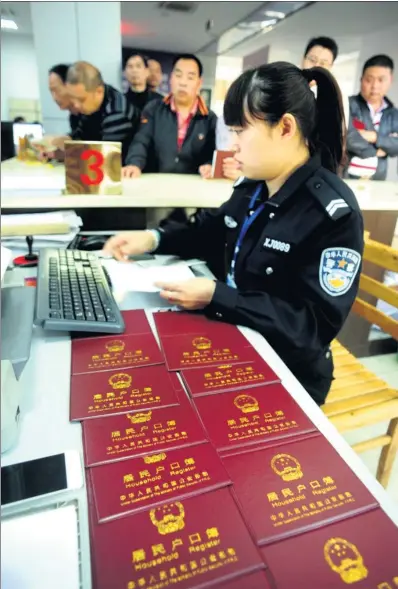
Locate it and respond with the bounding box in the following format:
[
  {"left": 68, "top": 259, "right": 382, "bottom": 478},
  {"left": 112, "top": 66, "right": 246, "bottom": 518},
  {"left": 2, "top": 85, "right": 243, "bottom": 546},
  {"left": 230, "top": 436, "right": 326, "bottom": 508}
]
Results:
[{"left": 104, "top": 62, "right": 364, "bottom": 406}]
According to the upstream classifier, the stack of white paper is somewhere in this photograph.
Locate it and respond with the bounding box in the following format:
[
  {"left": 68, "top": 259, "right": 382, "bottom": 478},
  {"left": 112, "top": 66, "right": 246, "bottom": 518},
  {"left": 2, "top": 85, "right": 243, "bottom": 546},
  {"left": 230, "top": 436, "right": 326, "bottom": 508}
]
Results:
[{"left": 1, "top": 210, "right": 82, "bottom": 250}]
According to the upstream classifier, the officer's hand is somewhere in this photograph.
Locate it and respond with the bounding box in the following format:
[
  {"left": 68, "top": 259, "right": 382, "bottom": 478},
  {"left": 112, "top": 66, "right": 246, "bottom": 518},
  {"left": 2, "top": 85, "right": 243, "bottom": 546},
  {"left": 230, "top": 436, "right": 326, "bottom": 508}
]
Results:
[
  {"left": 122, "top": 165, "right": 142, "bottom": 179},
  {"left": 155, "top": 278, "right": 216, "bottom": 310},
  {"left": 199, "top": 164, "right": 213, "bottom": 179},
  {"left": 222, "top": 157, "right": 240, "bottom": 181},
  {"left": 376, "top": 148, "right": 387, "bottom": 158},
  {"left": 103, "top": 231, "right": 155, "bottom": 261}
]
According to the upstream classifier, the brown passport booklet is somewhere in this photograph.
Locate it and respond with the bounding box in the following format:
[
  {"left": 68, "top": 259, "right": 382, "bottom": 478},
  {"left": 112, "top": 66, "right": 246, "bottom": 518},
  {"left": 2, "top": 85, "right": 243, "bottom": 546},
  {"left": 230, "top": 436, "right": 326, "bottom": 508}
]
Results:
[
  {"left": 260, "top": 508, "right": 398, "bottom": 589},
  {"left": 194, "top": 383, "right": 316, "bottom": 454},
  {"left": 223, "top": 434, "right": 378, "bottom": 546},
  {"left": 211, "top": 150, "right": 235, "bottom": 179},
  {"left": 71, "top": 332, "right": 164, "bottom": 376},
  {"left": 182, "top": 358, "right": 279, "bottom": 397},
  {"left": 90, "top": 488, "right": 265, "bottom": 589},
  {"left": 90, "top": 442, "right": 231, "bottom": 522},
  {"left": 70, "top": 364, "right": 178, "bottom": 422},
  {"left": 83, "top": 395, "right": 208, "bottom": 466}
]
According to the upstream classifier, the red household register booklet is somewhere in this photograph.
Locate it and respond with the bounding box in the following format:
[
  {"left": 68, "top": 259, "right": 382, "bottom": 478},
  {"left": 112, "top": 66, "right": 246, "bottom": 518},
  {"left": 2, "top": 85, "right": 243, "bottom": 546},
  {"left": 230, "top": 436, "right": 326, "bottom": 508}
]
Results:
[
  {"left": 89, "top": 487, "right": 265, "bottom": 589},
  {"left": 222, "top": 434, "right": 378, "bottom": 545}
]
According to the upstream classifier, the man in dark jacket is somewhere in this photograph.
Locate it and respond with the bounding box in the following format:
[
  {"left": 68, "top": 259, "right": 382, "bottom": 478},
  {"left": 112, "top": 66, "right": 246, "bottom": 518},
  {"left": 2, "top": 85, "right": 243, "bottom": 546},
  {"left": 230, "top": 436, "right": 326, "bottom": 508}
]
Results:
[
  {"left": 346, "top": 54, "right": 398, "bottom": 180},
  {"left": 123, "top": 53, "right": 217, "bottom": 178},
  {"left": 124, "top": 53, "right": 162, "bottom": 113},
  {"left": 66, "top": 61, "right": 140, "bottom": 163}
]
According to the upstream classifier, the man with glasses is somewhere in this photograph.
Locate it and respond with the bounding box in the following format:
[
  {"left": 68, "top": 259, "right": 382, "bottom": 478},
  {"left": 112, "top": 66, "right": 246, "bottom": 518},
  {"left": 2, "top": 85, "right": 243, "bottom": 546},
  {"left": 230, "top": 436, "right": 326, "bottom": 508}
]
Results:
[{"left": 302, "top": 36, "right": 338, "bottom": 70}]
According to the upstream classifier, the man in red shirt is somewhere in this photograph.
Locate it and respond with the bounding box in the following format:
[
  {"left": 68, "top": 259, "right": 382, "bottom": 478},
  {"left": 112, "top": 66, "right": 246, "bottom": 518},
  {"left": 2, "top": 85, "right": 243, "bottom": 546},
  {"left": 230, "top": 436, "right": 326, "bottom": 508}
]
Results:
[{"left": 123, "top": 54, "right": 217, "bottom": 178}]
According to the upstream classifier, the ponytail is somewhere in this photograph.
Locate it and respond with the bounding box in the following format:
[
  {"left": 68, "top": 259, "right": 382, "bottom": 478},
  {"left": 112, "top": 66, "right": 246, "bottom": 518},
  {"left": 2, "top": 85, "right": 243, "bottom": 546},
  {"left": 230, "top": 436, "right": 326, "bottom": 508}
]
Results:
[{"left": 302, "top": 67, "right": 346, "bottom": 174}]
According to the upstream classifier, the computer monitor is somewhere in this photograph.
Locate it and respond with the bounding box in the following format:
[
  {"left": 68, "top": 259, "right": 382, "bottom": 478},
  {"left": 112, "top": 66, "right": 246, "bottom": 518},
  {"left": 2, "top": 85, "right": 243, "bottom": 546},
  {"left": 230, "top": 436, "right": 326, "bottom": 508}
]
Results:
[
  {"left": 1, "top": 122, "right": 15, "bottom": 161},
  {"left": 12, "top": 122, "right": 43, "bottom": 147}
]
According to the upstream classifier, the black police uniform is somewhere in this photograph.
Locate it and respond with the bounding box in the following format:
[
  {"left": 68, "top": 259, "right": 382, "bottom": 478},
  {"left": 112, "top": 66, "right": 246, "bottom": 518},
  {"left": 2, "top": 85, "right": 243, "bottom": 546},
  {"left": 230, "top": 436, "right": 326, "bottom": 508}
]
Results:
[{"left": 155, "top": 155, "right": 364, "bottom": 405}]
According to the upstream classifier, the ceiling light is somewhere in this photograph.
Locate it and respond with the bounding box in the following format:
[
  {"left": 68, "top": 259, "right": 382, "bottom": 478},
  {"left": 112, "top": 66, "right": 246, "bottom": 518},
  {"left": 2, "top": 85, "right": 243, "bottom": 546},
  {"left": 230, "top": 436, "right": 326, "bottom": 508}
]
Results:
[
  {"left": 1, "top": 18, "right": 18, "bottom": 30},
  {"left": 264, "top": 10, "right": 286, "bottom": 19}
]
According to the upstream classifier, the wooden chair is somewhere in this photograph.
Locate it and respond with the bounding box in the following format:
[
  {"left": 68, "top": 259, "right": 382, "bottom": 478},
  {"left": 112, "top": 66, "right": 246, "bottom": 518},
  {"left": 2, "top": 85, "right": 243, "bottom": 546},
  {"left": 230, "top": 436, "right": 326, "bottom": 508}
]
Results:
[{"left": 322, "top": 234, "right": 398, "bottom": 488}]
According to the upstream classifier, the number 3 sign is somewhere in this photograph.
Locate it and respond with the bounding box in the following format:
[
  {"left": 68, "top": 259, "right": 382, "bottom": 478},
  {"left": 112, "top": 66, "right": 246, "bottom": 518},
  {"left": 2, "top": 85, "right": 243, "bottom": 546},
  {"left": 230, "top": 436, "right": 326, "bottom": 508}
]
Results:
[{"left": 64, "top": 141, "right": 122, "bottom": 195}]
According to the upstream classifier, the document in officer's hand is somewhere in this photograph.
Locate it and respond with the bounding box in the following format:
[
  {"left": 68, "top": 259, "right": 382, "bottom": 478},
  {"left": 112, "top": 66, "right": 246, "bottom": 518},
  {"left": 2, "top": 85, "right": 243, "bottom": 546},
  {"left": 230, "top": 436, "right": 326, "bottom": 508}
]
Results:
[{"left": 101, "top": 259, "right": 195, "bottom": 293}]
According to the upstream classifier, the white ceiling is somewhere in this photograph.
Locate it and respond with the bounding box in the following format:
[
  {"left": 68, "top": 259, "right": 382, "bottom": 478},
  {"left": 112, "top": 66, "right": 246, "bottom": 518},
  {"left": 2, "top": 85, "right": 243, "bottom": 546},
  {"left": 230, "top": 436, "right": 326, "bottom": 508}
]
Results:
[
  {"left": 3, "top": 1, "right": 397, "bottom": 61},
  {"left": 120, "top": 1, "right": 265, "bottom": 54},
  {"left": 1, "top": 1, "right": 266, "bottom": 54},
  {"left": 225, "top": 1, "right": 398, "bottom": 58},
  {"left": 1, "top": 1, "right": 32, "bottom": 35}
]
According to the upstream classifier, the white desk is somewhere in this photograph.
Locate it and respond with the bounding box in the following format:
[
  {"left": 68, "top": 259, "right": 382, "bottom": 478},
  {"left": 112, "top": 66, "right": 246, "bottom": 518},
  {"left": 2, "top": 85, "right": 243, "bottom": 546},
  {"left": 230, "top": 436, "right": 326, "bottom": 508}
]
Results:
[
  {"left": 1, "top": 159, "right": 233, "bottom": 209},
  {"left": 1, "top": 262, "right": 398, "bottom": 589},
  {"left": 2, "top": 158, "right": 398, "bottom": 211}
]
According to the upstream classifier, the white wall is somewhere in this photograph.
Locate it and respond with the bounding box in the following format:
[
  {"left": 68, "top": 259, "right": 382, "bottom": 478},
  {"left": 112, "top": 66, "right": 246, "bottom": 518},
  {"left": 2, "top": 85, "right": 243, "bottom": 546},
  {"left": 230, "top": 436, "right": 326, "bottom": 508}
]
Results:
[
  {"left": 1, "top": 33, "right": 40, "bottom": 121},
  {"left": 30, "top": 1, "right": 122, "bottom": 134},
  {"left": 197, "top": 53, "right": 217, "bottom": 94}
]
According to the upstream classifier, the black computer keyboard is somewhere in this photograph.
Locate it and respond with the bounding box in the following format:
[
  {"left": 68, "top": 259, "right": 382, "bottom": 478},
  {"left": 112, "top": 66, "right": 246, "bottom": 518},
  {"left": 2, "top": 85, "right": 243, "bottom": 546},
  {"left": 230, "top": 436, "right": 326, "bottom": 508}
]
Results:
[{"left": 35, "top": 248, "right": 125, "bottom": 333}]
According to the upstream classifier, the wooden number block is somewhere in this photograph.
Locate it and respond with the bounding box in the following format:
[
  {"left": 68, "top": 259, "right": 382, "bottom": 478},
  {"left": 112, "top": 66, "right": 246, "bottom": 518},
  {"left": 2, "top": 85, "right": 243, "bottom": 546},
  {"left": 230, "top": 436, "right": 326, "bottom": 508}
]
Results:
[{"left": 64, "top": 141, "right": 122, "bottom": 195}]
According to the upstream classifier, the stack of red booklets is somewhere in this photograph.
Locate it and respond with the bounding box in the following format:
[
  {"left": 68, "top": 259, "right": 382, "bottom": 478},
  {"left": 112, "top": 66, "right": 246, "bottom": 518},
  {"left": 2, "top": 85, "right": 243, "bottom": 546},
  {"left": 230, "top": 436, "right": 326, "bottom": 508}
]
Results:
[{"left": 71, "top": 309, "right": 397, "bottom": 588}]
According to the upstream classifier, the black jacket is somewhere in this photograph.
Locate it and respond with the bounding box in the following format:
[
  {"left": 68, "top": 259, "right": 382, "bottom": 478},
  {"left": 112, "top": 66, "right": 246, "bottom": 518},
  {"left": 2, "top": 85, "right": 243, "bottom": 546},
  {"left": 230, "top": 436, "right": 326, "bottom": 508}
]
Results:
[
  {"left": 346, "top": 94, "right": 398, "bottom": 180},
  {"left": 71, "top": 84, "right": 140, "bottom": 164},
  {"left": 125, "top": 95, "right": 217, "bottom": 174},
  {"left": 156, "top": 156, "right": 364, "bottom": 403},
  {"left": 124, "top": 87, "right": 162, "bottom": 113}
]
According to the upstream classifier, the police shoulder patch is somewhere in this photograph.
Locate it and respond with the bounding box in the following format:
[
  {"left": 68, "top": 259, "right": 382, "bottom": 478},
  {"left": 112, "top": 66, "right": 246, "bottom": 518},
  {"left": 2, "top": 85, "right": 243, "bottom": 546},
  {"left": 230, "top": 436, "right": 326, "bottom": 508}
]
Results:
[{"left": 319, "top": 247, "right": 361, "bottom": 297}]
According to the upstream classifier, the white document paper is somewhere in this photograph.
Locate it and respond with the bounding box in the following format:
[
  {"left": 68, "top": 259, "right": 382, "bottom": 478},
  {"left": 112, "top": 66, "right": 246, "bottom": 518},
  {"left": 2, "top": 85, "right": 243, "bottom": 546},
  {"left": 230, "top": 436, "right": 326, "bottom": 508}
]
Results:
[
  {"left": 2, "top": 175, "right": 65, "bottom": 191},
  {"left": 102, "top": 259, "right": 195, "bottom": 293}
]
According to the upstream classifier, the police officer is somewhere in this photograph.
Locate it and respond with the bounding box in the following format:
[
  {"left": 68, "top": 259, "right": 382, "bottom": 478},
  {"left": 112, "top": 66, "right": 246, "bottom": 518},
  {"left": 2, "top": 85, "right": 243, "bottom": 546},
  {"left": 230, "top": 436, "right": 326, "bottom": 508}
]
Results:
[{"left": 104, "top": 62, "right": 364, "bottom": 406}]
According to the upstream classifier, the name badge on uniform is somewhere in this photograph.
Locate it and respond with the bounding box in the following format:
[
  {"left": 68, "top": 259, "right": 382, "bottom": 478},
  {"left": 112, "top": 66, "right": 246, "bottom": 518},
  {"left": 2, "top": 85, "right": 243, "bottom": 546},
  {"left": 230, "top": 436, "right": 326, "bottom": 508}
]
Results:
[
  {"left": 263, "top": 237, "right": 291, "bottom": 253},
  {"left": 224, "top": 216, "right": 238, "bottom": 229},
  {"left": 319, "top": 247, "right": 361, "bottom": 297}
]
